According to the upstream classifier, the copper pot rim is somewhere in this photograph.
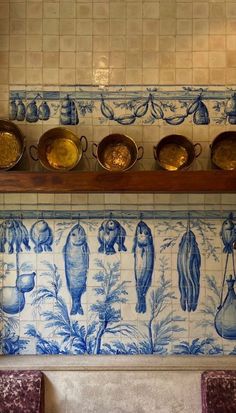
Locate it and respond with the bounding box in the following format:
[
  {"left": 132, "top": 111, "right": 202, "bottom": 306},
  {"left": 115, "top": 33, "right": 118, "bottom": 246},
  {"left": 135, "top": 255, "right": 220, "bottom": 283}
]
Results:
[{"left": 0, "top": 119, "right": 25, "bottom": 171}]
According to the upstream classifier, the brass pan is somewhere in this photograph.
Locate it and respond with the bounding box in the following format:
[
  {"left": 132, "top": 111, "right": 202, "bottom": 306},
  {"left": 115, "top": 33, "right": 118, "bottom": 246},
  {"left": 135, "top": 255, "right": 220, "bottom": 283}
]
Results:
[
  {"left": 29, "top": 127, "right": 87, "bottom": 171},
  {"left": 210, "top": 131, "right": 236, "bottom": 170},
  {"left": 0, "top": 120, "right": 25, "bottom": 170},
  {"left": 92, "top": 133, "right": 144, "bottom": 172},
  {"left": 153, "top": 134, "right": 202, "bottom": 171}
]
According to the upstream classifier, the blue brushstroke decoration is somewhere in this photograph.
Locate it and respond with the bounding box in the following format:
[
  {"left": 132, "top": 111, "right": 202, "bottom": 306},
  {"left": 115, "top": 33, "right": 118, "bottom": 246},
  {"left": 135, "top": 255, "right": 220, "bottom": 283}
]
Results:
[
  {"left": 64, "top": 223, "right": 89, "bottom": 315},
  {"left": 30, "top": 219, "right": 53, "bottom": 253},
  {"left": 132, "top": 220, "right": 154, "bottom": 313},
  {"left": 98, "top": 219, "right": 127, "bottom": 255},
  {"left": 177, "top": 224, "right": 201, "bottom": 312}
]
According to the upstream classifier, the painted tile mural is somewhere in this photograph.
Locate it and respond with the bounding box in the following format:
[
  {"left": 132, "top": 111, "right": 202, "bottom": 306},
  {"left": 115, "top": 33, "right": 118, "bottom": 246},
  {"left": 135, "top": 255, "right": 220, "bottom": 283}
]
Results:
[
  {"left": 9, "top": 85, "right": 236, "bottom": 126},
  {"left": 1, "top": 209, "right": 236, "bottom": 356}
]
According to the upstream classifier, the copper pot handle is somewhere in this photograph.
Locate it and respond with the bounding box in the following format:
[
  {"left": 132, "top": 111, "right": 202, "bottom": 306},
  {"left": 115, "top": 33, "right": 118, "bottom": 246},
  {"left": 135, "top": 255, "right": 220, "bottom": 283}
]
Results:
[
  {"left": 137, "top": 145, "right": 144, "bottom": 160},
  {"left": 153, "top": 145, "right": 157, "bottom": 160},
  {"left": 194, "top": 143, "right": 202, "bottom": 158},
  {"left": 80, "top": 135, "right": 88, "bottom": 153},
  {"left": 92, "top": 143, "right": 98, "bottom": 159},
  {"left": 29, "top": 144, "right": 39, "bottom": 161}
]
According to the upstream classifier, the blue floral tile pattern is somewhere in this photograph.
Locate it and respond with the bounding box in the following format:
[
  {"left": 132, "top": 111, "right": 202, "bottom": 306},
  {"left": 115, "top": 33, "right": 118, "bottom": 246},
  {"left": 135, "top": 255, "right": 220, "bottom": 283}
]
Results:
[
  {"left": 1, "top": 209, "right": 236, "bottom": 356},
  {"left": 9, "top": 85, "right": 236, "bottom": 126}
]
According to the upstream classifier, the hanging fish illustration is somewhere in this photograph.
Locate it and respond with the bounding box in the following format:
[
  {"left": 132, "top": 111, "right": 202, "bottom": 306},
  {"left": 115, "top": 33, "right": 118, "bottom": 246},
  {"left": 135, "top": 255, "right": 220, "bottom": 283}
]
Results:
[
  {"left": 63, "top": 223, "right": 89, "bottom": 315},
  {"left": 30, "top": 219, "right": 53, "bottom": 253},
  {"left": 38, "top": 101, "right": 50, "bottom": 121},
  {"left": 177, "top": 225, "right": 201, "bottom": 312},
  {"left": 215, "top": 275, "right": 236, "bottom": 340},
  {"left": 16, "top": 98, "right": 26, "bottom": 121},
  {"left": 220, "top": 213, "right": 236, "bottom": 254},
  {"left": 9, "top": 100, "right": 17, "bottom": 120},
  {"left": 98, "top": 219, "right": 127, "bottom": 255},
  {"left": 133, "top": 221, "right": 154, "bottom": 313},
  {"left": 26, "top": 100, "right": 38, "bottom": 123},
  {"left": 16, "top": 218, "right": 31, "bottom": 251}
]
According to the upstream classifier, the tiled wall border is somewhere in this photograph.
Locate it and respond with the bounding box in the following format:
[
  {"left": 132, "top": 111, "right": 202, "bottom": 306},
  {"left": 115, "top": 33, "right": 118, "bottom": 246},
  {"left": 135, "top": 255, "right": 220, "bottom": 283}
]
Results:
[{"left": 9, "top": 84, "right": 236, "bottom": 126}]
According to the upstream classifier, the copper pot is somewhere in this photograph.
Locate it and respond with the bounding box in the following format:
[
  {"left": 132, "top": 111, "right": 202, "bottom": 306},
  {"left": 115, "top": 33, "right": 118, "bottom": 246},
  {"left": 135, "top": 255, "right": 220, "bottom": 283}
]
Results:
[
  {"left": 210, "top": 131, "right": 236, "bottom": 170},
  {"left": 0, "top": 120, "right": 25, "bottom": 171},
  {"left": 29, "top": 127, "right": 87, "bottom": 171},
  {"left": 153, "top": 134, "right": 202, "bottom": 171},
  {"left": 92, "top": 133, "right": 144, "bottom": 172}
]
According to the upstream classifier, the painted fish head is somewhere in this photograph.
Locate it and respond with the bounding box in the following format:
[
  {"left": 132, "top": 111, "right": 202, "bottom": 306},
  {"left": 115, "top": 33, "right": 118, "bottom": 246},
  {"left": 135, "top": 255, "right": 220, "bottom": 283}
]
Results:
[
  {"left": 136, "top": 222, "right": 152, "bottom": 246},
  {"left": 5, "top": 220, "right": 14, "bottom": 229},
  {"left": 69, "top": 224, "right": 86, "bottom": 246}
]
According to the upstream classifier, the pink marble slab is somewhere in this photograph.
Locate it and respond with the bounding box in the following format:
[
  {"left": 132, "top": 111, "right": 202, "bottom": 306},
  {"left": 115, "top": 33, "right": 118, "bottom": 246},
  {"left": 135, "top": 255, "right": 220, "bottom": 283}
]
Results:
[
  {"left": 0, "top": 370, "right": 44, "bottom": 413},
  {"left": 202, "top": 370, "right": 236, "bottom": 413}
]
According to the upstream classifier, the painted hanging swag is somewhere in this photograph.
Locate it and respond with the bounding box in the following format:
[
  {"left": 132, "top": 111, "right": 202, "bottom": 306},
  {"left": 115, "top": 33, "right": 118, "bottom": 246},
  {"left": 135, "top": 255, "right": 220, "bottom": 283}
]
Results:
[{"left": 177, "top": 220, "right": 201, "bottom": 312}]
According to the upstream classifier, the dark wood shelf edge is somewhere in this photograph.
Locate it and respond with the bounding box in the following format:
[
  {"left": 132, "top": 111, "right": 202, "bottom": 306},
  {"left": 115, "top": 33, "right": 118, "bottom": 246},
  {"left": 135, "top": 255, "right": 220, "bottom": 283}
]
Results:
[{"left": 0, "top": 170, "right": 235, "bottom": 193}]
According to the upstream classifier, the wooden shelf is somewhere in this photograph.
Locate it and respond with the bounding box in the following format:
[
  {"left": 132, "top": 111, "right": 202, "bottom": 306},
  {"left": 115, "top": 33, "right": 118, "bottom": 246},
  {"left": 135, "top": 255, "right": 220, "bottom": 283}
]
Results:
[{"left": 0, "top": 170, "right": 235, "bottom": 193}]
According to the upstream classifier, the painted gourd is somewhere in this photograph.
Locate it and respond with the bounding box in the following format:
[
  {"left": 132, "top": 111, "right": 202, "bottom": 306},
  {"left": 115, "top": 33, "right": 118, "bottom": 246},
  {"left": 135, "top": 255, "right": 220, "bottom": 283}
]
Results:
[
  {"left": 16, "top": 272, "right": 36, "bottom": 293},
  {"left": 26, "top": 100, "right": 38, "bottom": 123},
  {"left": 16, "top": 99, "right": 26, "bottom": 121},
  {"left": 215, "top": 276, "right": 236, "bottom": 340},
  {"left": 193, "top": 101, "right": 210, "bottom": 125},
  {"left": 0, "top": 287, "right": 25, "bottom": 314},
  {"left": 38, "top": 101, "right": 50, "bottom": 121},
  {"left": 9, "top": 100, "right": 17, "bottom": 120},
  {"left": 60, "top": 95, "right": 79, "bottom": 125}
]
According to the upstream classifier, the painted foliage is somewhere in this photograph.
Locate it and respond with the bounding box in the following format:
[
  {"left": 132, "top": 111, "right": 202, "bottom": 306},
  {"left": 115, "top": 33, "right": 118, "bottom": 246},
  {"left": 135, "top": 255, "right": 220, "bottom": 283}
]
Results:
[{"left": 0, "top": 210, "right": 236, "bottom": 356}]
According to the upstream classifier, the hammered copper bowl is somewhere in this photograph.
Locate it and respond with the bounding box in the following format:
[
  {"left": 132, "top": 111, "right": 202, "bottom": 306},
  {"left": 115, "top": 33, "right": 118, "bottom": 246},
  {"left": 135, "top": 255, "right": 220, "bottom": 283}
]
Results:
[
  {"left": 92, "top": 133, "right": 144, "bottom": 172},
  {"left": 210, "top": 131, "right": 236, "bottom": 170},
  {"left": 153, "top": 134, "right": 202, "bottom": 171},
  {"left": 29, "top": 127, "right": 87, "bottom": 171},
  {"left": 0, "top": 120, "right": 25, "bottom": 170}
]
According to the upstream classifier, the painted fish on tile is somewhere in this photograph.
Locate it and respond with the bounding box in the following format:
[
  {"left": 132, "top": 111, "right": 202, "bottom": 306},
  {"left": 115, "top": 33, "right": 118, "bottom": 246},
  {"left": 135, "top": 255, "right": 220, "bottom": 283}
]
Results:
[
  {"left": 220, "top": 213, "right": 236, "bottom": 254},
  {"left": 133, "top": 221, "right": 154, "bottom": 313},
  {"left": 30, "top": 219, "right": 53, "bottom": 253},
  {"left": 177, "top": 225, "right": 201, "bottom": 312},
  {"left": 64, "top": 223, "right": 89, "bottom": 315},
  {"left": 98, "top": 219, "right": 127, "bottom": 255}
]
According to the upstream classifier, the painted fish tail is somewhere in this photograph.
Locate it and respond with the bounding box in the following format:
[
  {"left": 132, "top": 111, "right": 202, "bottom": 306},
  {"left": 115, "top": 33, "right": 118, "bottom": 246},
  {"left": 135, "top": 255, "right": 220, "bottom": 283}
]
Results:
[
  {"left": 223, "top": 245, "right": 233, "bottom": 254},
  {"left": 70, "top": 299, "right": 84, "bottom": 315}
]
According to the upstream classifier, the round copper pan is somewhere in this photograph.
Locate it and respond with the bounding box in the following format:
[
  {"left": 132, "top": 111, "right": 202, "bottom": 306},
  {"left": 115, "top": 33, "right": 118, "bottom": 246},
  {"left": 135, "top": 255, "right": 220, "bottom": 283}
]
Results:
[
  {"left": 29, "top": 127, "right": 87, "bottom": 171},
  {"left": 92, "top": 133, "right": 144, "bottom": 172},
  {"left": 210, "top": 131, "right": 236, "bottom": 170},
  {"left": 153, "top": 134, "right": 202, "bottom": 171},
  {"left": 0, "top": 120, "right": 25, "bottom": 170}
]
